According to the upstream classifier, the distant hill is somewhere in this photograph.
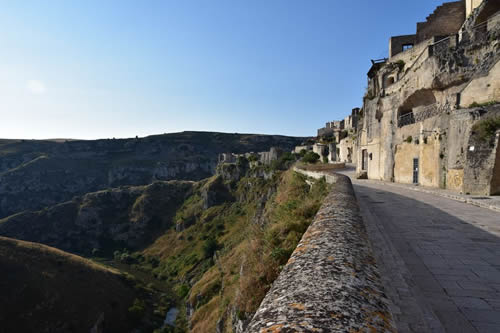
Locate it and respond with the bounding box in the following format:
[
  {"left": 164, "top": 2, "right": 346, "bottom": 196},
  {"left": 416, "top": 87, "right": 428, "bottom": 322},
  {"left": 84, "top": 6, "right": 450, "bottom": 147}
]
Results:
[
  {"left": 0, "top": 131, "right": 306, "bottom": 218},
  {"left": 0, "top": 180, "right": 194, "bottom": 256},
  {"left": 0, "top": 236, "right": 140, "bottom": 333}
]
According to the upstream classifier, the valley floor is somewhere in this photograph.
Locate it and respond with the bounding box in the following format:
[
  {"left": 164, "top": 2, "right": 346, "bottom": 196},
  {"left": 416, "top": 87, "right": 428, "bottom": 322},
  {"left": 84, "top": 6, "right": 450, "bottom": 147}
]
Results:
[{"left": 351, "top": 177, "right": 500, "bottom": 333}]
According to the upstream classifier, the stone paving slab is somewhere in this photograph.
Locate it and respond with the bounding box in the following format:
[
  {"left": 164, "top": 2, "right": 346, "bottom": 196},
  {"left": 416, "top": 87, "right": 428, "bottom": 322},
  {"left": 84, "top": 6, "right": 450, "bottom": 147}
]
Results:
[
  {"left": 352, "top": 179, "right": 500, "bottom": 333},
  {"left": 336, "top": 165, "right": 500, "bottom": 213},
  {"left": 360, "top": 179, "right": 500, "bottom": 213}
]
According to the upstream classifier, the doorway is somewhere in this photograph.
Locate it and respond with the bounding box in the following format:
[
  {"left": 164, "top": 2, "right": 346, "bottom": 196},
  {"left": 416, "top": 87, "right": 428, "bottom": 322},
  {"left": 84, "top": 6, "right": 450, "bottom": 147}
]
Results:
[{"left": 413, "top": 158, "right": 419, "bottom": 184}]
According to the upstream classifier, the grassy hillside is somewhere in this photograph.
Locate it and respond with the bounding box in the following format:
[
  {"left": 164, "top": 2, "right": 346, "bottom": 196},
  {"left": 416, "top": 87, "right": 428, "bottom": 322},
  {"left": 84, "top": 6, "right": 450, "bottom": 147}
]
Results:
[
  {"left": 118, "top": 161, "right": 330, "bottom": 332},
  {"left": 0, "top": 131, "right": 306, "bottom": 218},
  {"left": 1, "top": 154, "right": 330, "bottom": 332},
  {"left": 0, "top": 236, "right": 150, "bottom": 333}
]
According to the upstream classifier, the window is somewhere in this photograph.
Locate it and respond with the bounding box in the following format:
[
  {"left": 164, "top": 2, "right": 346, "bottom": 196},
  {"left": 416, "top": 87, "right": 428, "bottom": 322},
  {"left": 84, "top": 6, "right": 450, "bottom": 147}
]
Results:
[{"left": 402, "top": 44, "right": 414, "bottom": 51}]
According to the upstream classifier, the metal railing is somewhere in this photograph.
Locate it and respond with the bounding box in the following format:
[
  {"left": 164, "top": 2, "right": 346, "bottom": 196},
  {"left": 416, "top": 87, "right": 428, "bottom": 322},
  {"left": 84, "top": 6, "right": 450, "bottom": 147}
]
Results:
[{"left": 398, "top": 104, "right": 445, "bottom": 128}]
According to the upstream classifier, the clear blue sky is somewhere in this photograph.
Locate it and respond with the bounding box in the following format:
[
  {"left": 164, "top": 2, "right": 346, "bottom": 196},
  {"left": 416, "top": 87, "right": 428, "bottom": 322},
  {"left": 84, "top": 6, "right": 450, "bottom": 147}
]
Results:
[{"left": 1, "top": 0, "right": 447, "bottom": 139}]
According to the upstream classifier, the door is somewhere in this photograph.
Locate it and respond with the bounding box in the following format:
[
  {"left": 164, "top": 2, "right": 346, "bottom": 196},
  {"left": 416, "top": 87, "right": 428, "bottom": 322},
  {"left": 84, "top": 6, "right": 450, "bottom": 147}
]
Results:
[
  {"left": 413, "top": 158, "right": 419, "bottom": 184},
  {"left": 362, "top": 149, "right": 368, "bottom": 171}
]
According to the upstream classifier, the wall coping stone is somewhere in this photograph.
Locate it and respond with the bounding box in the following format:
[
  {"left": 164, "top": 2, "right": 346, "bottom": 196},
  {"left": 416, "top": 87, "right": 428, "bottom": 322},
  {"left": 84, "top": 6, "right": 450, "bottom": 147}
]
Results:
[{"left": 245, "top": 169, "right": 396, "bottom": 333}]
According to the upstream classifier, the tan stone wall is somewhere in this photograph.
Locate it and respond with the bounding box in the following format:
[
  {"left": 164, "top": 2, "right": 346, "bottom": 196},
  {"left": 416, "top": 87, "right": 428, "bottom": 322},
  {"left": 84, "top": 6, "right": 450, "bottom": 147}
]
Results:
[
  {"left": 394, "top": 142, "right": 419, "bottom": 184},
  {"left": 447, "top": 169, "right": 465, "bottom": 192},
  {"left": 339, "top": 138, "right": 356, "bottom": 163},
  {"left": 420, "top": 135, "right": 441, "bottom": 187},
  {"left": 461, "top": 60, "right": 500, "bottom": 107},
  {"left": 466, "top": 0, "right": 484, "bottom": 18},
  {"left": 394, "top": 135, "right": 441, "bottom": 187}
]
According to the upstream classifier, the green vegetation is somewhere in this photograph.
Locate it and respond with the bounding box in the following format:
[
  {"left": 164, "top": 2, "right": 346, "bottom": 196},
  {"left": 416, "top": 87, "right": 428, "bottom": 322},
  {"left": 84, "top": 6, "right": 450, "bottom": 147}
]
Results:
[
  {"left": 115, "top": 164, "right": 330, "bottom": 332},
  {"left": 472, "top": 116, "right": 500, "bottom": 141},
  {"left": 302, "top": 151, "right": 320, "bottom": 164},
  {"left": 128, "top": 298, "right": 146, "bottom": 323},
  {"left": 270, "top": 151, "right": 297, "bottom": 170},
  {"left": 468, "top": 100, "right": 499, "bottom": 108},
  {"left": 405, "top": 136, "right": 413, "bottom": 143},
  {"left": 1, "top": 146, "right": 330, "bottom": 332},
  {"left": 319, "top": 136, "right": 336, "bottom": 144},
  {"left": 396, "top": 60, "right": 405, "bottom": 71}
]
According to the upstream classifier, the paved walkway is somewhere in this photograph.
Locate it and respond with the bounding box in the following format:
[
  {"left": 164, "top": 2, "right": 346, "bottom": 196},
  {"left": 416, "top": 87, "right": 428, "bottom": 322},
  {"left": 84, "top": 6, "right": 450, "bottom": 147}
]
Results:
[{"left": 352, "top": 179, "right": 500, "bottom": 333}]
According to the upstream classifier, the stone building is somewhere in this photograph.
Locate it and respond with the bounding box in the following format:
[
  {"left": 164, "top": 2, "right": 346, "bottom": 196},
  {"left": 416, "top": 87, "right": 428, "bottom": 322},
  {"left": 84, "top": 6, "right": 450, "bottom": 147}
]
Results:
[
  {"left": 294, "top": 145, "right": 313, "bottom": 154},
  {"left": 218, "top": 153, "right": 236, "bottom": 164},
  {"left": 338, "top": 136, "right": 357, "bottom": 164},
  {"left": 317, "top": 120, "right": 344, "bottom": 139},
  {"left": 344, "top": 108, "right": 360, "bottom": 132},
  {"left": 259, "top": 147, "right": 284, "bottom": 165},
  {"left": 313, "top": 143, "right": 328, "bottom": 158},
  {"left": 355, "top": 0, "right": 500, "bottom": 195}
]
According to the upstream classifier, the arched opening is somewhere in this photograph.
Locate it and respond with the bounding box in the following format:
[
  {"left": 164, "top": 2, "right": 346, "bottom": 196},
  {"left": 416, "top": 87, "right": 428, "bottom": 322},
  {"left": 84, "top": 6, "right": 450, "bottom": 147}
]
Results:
[
  {"left": 383, "top": 75, "right": 395, "bottom": 88},
  {"left": 397, "top": 89, "right": 436, "bottom": 127}
]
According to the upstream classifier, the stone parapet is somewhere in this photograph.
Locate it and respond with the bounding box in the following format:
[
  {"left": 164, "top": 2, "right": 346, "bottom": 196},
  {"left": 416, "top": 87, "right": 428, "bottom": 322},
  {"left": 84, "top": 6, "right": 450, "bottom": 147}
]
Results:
[{"left": 245, "top": 170, "right": 395, "bottom": 333}]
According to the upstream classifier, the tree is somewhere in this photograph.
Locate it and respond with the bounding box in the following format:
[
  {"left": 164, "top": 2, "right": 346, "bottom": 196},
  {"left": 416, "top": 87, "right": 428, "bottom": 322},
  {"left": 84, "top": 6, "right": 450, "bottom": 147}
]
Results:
[
  {"left": 302, "top": 151, "right": 320, "bottom": 164},
  {"left": 203, "top": 238, "right": 218, "bottom": 259}
]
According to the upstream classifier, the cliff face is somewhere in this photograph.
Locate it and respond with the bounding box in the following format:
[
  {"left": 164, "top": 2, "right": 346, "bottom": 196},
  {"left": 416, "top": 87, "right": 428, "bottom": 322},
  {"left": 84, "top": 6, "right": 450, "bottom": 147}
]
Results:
[
  {"left": 0, "top": 132, "right": 305, "bottom": 218},
  {"left": 0, "top": 181, "right": 193, "bottom": 255},
  {"left": 0, "top": 151, "right": 330, "bottom": 332}
]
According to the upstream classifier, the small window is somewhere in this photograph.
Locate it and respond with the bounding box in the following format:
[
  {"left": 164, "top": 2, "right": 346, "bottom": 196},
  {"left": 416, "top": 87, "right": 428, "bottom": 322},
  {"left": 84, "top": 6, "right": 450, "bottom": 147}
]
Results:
[{"left": 402, "top": 44, "right": 414, "bottom": 52}]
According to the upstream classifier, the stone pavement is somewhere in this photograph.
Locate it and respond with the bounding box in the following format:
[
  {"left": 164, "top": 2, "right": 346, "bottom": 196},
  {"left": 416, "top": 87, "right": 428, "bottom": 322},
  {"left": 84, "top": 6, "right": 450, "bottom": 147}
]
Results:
[
  {"left": 338, "top": 165, "right": 500, "bottom": 213},
  {"left": 352, "top": 179, "right": 500, "bottom": 333}
]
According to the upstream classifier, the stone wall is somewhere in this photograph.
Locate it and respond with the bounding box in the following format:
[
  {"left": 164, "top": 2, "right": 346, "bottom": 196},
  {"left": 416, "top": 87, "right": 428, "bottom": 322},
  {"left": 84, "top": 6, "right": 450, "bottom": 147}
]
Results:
[
  {"left": 294, "top": 145, "right": 313, "bottom": 154},
  {"left": 245, "top": 170, "right": 395, "bottom": 333},
  {"left": 464, "top": 122, "right": 500, "bottom": 195},
  {"left": 356, "top": 1, "right": 500, "bottom": 194},
  {"left": 338, "top": 137, "right": 357, "bottom": 164},
  {"left": 389, "top": 34, "right": 417, "bottom": 58},
  {"left": 416, "top": 1, "right": 465, "bottom": 43},
  {"left": 467, "top": 0, "right": 485, "bottom": 18},
  {"left": 461, "top": 60, "right": 500, "bottom": 108},
  {"left": 490, "top": 131, "right": 500, "bottom": 194}
]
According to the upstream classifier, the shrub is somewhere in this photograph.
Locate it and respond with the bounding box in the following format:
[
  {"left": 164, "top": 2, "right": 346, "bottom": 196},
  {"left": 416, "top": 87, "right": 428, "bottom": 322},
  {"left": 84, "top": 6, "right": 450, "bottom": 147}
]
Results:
[
  {"left": 128, "top": 298, "right": 146, "bottom": 322},
  {"left": 271, "top": 152, "right": 296, "bottom": 170},
  {"left": 202, "top": 238, "right": 218, "bottom": 259},
  {"left": 396, "top": 60, "right": 405, "bottom": 71},
  {"left": 247, "top": 154, "right": 259, "bottom": 162},
  {"left": 472, "top": 116, "right": 500, "bottom": 141},
  {"left": 237, "top": 156, "right": 249, "bottom": 167},
  {"left": 405, "top": 136, "right": 413, "bottom": 143},
  {"left": 302, "top": 151, "right": 320, "bottom": 164},
  {"left": 177, "top": 284, "right": 190, "bottom": 298}
]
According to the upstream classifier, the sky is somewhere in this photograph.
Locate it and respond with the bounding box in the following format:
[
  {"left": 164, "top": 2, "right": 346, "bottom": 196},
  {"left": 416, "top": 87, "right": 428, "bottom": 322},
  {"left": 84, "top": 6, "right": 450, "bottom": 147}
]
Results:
[{"left": 0, "top": 0, "right": 448, "bottom": 140}]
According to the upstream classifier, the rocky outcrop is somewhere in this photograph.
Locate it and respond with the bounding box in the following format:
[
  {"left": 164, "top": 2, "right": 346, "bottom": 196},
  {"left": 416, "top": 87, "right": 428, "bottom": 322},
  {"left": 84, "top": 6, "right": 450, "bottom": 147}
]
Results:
[
  {"left": 246, "top": 172, "right": 395, "bottom": 332},
  {"left": 0, "top": 132, "right": 305, "bottom": 218},
  {"left": 0, "top": 181, "right": 193, "bottom": 255}
]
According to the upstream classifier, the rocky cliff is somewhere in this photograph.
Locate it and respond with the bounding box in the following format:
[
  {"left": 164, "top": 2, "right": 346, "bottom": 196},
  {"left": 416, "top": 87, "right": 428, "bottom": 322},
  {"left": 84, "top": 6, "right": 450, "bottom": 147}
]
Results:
[
  {"left": 0, "top": 132, "right": 305, "bottom": 218},
  {"left": 0, "top": 180, "right": 194, "bottom": 256}
]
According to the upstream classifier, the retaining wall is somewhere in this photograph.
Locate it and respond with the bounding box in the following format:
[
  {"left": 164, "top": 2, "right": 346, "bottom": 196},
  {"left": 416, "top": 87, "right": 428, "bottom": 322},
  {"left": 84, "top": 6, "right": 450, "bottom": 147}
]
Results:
[{"left": 245, "top": 169, "right": 396, "bottom": 332}]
